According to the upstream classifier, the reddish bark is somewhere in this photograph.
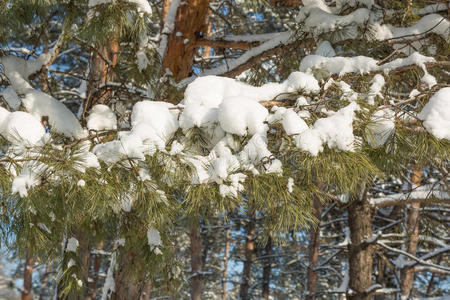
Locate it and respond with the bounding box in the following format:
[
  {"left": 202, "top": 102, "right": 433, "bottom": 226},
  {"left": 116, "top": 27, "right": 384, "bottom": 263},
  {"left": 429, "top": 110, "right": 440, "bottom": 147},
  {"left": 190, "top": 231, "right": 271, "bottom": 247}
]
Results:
[
  {"left": 190, "top": 224, "right": 203, "bottom": 300},
  {"left": 83, "top": 37, "right": 119, "bottom": 118},
  {"left": 401, "top": 169, "right": 422, "bottom": 299},
  {"left": 306, "top": 199, "right": 323, "bottom": 300},
  {"left": 22, "top": 253, "right": 33, "bottom": 300},
  {"left": 240, "top": 214, "right": 255, "bottom": 300},
  {"left": 162, "top": 0, "right": 210, "bottom": 82}
]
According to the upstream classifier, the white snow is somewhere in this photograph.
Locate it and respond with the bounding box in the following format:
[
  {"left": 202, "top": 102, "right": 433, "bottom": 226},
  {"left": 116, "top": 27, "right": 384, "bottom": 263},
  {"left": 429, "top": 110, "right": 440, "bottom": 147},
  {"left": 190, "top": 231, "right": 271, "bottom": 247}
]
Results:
[
  {"left": 295, "top": 102, "right": 360, "bottom": 155},
  {"left": 218, "top": 97, "right": 268, "bottom": 136},
  {"left": 86, "top": 104, "right": 117, "bottom": 131},
  {"left": 77, "top": 179, "right": 86, "bottom": 187},
  {"left": 66, "top": 237, "right": 79, "bottom": 253},
  {"left": 0, "top": 86, "right": 21, "bottom": 110},
  {"left": 314, "top": 41, "right": 336, "bottom": 57},
  {"left": 300, "top": 55, "right": 379, "bottom": 76},
  {"left": 287, "top": 177, "right": 294, "bottom": 193},
  {"left": 11, "top": 165, "right": 41, "bottom": 197},
  {"left": 281, "top": 109, "right": 309, "bottom": 135},
  {"left": 0, "top": 107, "right": 46, "bottom": 146},
  {"left": 418, "top": 87, "right": 450, "bottom": 140},
  {"left": 147, "top": 227, "right": 162, "bottom": 254},
  {"left": 367, "top": 74, "right": 385, "bottom": 105}
]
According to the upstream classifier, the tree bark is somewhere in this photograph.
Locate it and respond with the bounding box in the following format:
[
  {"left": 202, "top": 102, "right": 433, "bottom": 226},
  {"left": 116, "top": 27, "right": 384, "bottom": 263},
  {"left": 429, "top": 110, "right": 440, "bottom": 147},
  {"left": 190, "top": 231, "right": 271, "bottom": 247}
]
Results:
[
  {"left": 83, "top": 37, "right": 119, "bottom": 118},
  {"left": 222, "top": 227, "right": 230, "bottom": 300},
  {"left": 22, "top": 252, "right": 33, "bottom": 300},
  {"left": 161, "top": 0, "right": 210, "bottom": 82},
  {"left": 306, "top": 198, "right": 323, "bottom": 300},
  {"left": 262, "top": 236, "right": 272, "bottom": 300},
  {"left": 87, "top": 241, "right": 103, "bottom": 300},
  {"left": 347, "top": 189, "right": 374, "bottom": 300},
  {"left": 400, "top": 169, "right": 422, "bottom": 299},
  {"left": 190, "top": 223, "right": 203, "bottom": 300},
  {"left": 111, "top": 250, "right": 142, "bottom": 300},
  {"left": 240, "top": 214, "right": 255, "bottom": 300}
]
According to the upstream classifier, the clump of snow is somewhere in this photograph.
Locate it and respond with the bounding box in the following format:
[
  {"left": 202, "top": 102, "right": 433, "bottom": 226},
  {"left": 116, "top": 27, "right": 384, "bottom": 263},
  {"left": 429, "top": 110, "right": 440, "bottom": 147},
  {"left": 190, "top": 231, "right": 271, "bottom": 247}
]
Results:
[
  {"left": 366, "top": 109, "right": 395, "bottom": 148},
  {"left": 300, "top": 55, "right": 378, "bottom": 76},
  {"left": 287, "top": 177, "right": 294, "bottom": 193},
  {"left": 367, "top": 74, "right": 385, "bottom": 105},
  {"left": 86, "top": 104, "right": 117, "bottom": 131},
  {"left": 380, "top": 52, "right": 435, "bottom": 73},
  {"left": 77, "top": 179, "right": 86, "bottom": 187},
  {"left": 66, "top": 237, "right": 79, "bottom": 253},
  {"left": 88, "top": 0, "right": 114, "bottom": 7},
  {"left": 420, "top": 73, "right": 437, "bottom": 90},
  {"left": 11, "top": 165, "right": 41, "bottom": 197},
  {"left": 285, "top": 72, "right": 321, "bottom": 94},
  {"left": 282, "top": 109, "right": 309, "bottom": 135},
  {"left": 0, "top": 55, "right": 85, "bottom": 138},
  {"left": 375, "top": 14, "right": 450, "bottom": 42},
  {"left": 126, "top": 0, "right": 152, "bottom": 14},
  {"left": 418, "top": 87, "right": 450, "bottom": 140},
  {"left": 297, "top": 2, "right": 371, "bottom": 38},
  {"left": 0, "top": 107, "right": 46, "bottom": 146},
  {"left": 239, "top": 134, "right": 282, "bottom": 174},
  {"left": 0, "top": 86, "right": 21, "bottom": 110},
  {"left": 295, "top": 102, "right": 360, "bottom": 155},
  {"left": 218, "top": 97, "right": 268, "bottom": 136},
  {"left": 147, "top": 227, "right": 163, "bottom": 254}
]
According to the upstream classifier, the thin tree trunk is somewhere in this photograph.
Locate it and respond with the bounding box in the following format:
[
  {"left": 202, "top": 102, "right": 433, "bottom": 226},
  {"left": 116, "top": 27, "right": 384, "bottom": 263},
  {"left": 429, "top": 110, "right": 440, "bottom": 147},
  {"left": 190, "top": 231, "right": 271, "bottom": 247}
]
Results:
[
  {"left": 240, "top": 214, "right": 255, "bottom": 300},
  {"left": 262, "top": 235, "right": 272, "bottom": 300},
  {"left": 22, "top": 252, "right": 33, "bottom": 300},
  {"left": 306, "top": 198, "right": 322, "bottom": 300},
  {"left": 347, "top": 189, "right": 374, "bottom": 300},
  {"left": 140, "top": 280, "right": 152, "bottom": 300},
  {"left": 400, "top": 169, "right": 422, "bottom": 299},
  {"left": 39, "top": 264, "right": 50, "bottom": 300},
  {"left": 83, "top": 37, "right": 119, "bottom": 118},
  {"left": 190, "top": 222, "right": 203, "bottom": 300},
  {"left": 222, "top": 227, "right": 230, "bottom": 300},
  {"left": 162, "top": 0, "right": 210, "bottom": 82},
  {"left": 87, "top": 241, "right": 104, "bottom": 300}
]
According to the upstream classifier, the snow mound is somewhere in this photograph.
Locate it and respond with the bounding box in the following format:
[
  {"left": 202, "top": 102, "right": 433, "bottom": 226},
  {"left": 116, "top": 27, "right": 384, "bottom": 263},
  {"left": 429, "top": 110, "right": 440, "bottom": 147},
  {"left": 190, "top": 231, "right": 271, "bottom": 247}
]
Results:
[
  {"left": 418, "top": 88, "right": 450, "bottom": 140},
  {"left": 87, "top": 104, "right": 117, "bottom": 131}
]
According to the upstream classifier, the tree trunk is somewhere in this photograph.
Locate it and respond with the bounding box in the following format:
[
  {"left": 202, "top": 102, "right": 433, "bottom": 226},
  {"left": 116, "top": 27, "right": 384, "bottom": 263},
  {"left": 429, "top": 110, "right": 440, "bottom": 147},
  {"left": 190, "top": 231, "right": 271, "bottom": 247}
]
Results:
[
  {"left": 111, "top": 250, "right": 142, "bottom": 300},
  {"left": 190, "top": 223, "right": 203, "bottom": 300},
  {"left": 400, "top": 169, "right": 422, "bottom": 299},
  {"left": 222, "top": 227, "right": 230, "bottom": 300},
  {"left": 22, "top": 252, "right": 33, "bottom": 300},
  {"left": 39, "top": 264, "right": 50, "bottom": 300},
  {"left": 87, "top": 241, "right": 104, "bottom": 300},
  {"left": 240, "top": 214, "right": 255, "bottom": 300},
  {"left": 306, "top": 198, "right": 323, "bottom": 300},
  {"left": 262, "top": 236, "right": 272, "bottom": 300},
  {"left": 140, "top": 280, "right": 152, "bottom": 300},
  {"left": 161, "top": 0, "right": 210, "bottom": 82},
  {"left": 83, "top": 37, "right": 119, "bottom": 118},
  {"left": 347, "top": 190, "right": 374, "bottom": 300}
]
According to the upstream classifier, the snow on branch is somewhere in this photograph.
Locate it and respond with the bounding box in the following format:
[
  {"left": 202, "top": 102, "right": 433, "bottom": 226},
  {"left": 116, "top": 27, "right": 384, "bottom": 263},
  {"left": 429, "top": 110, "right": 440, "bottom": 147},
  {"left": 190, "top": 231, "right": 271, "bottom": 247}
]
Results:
[{"left": 370, "top": 184, "right": 449, "bottom": 208}]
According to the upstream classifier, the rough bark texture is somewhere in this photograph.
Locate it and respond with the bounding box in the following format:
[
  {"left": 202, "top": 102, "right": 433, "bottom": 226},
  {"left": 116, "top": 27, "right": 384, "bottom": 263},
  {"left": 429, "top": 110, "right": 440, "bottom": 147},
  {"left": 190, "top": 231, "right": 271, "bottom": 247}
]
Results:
[
  {"left": 306, "top": 199, "right": 323, "bottom": 300},
  {"left": 87, "top": 241, "right": 104, "bottom": 300},
  {"left": 111, "top": 250, "right": 142, "bottom": 300},
  {"left": 347, "top": 191, "right": 374, "bottom": 300},
  {"left": 22, "top": 253, "right": 33, "bottom": 300},
  {"left": 83, "top": 38, "right": 119, "bottom": 118},
  {"left": 401, "top": 169, "right": 422, "bottom": 299},
  {"left": 222, "top": 228, "right": 230, "bottom": 300},
  {"left": 262, "top": 236, "right": 273, "bottom": 300},
  {"left": 190, "top": 224, "right": 203, "bottom": 300},
  {"left": 162, "top": 0, "right": 210, "bottom": 81},
  {"left": 240, "top": 215, "right": 255, "bottom": 300}
]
